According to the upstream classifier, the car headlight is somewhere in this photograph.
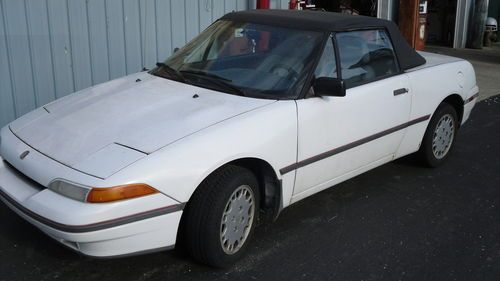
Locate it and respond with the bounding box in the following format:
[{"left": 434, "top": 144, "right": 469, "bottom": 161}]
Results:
[
  {"left": 48, "top": 180, "right": 91, "bottom": 202},
  {"left": 48, "top": 180, "right": 158, "bottom": 203}
]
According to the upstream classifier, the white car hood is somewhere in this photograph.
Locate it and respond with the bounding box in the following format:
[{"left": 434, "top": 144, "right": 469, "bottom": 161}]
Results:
[{"left": 9, "top": 73, "right": 274, "bottom": 175}]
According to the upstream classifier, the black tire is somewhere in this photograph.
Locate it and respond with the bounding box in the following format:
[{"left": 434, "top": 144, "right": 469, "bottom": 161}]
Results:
[
  {"left": 183, "top": 165, "right": 259, "bottom": 268},
  {"left": 419, "top": 103, "right": 459, "bottom": 167}
]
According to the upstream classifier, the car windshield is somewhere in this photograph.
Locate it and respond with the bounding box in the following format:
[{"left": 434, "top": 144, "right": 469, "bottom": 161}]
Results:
[{"left": 154, "top": 20, "right": 324, "bottom": 99}]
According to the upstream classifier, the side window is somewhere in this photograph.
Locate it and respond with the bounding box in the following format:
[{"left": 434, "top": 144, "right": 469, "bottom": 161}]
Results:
[
  {"left": 314, "top": 37, "right": 337, "bottom": 78},
  {"left": 336, "top": 29, "right": 399, "bottom": 87}
]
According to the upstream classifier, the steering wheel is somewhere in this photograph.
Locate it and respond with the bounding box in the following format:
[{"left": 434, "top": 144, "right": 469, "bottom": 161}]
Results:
[{"left": 270, "top": 63, "right": 299, "bottom": 81}]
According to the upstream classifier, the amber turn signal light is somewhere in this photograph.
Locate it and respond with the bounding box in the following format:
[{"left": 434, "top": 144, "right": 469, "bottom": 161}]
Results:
[{"left": 86, "top": 184, "right": 158, "bottom": 203}]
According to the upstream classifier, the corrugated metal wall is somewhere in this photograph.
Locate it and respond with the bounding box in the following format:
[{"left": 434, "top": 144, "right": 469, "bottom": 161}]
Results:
[{"left": 1, "top": 0, "right": 291, "bottom": 127}]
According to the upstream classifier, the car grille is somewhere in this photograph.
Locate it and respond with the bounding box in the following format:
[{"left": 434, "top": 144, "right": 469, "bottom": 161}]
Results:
[{"left": 2, "top": 160, "right": 46, "bottom": 191}]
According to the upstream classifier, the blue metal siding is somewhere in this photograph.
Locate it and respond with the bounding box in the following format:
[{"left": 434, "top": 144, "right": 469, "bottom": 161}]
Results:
[
  {"left": 0, "top": 0, "right": 252, "bottom": 127},
  {"left": 3, "top": 0, "right": 37, "bottom": 116},
  {"left": 90, "top": 1, "right": 109, "bottom": 83},
  {"left": 271, "top": 0, "right": 289, "bottom": 9},
  {"left": 0, "top": 0, "right": 16, "bottom": 125}
]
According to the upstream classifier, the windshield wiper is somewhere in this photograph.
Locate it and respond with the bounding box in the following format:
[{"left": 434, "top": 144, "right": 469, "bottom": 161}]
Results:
[
  {"left": 153, "top": 62, "right": 185, "bottom": 82},
  {"left": 180, "top": 70, "right": 232, "bottom": 82},
  {"left": 180, "top": 70, "right": 245, "bottom": 96}
]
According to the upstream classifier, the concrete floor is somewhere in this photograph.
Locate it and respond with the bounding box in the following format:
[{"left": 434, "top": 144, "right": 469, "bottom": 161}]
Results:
[
  {"left": 1, "top": 47, "right": 499, "bottom": 281},
  {"left": 425, "top": 44, "right": 500, "bottom": 101}
]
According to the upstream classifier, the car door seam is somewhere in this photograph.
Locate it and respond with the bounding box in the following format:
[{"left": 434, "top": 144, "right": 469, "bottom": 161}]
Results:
[{"left": 279, "top": 115, "right": 430, "bottom": 175}]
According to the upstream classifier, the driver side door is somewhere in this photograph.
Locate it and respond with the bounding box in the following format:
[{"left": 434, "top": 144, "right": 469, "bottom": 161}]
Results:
[{"left": 291, "top": 30, "right": 412, "bottom": 201}]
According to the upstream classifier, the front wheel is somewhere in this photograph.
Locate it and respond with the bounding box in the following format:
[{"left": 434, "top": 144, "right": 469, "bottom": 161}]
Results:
[
  {"left": 419, "top": 103, "right": 459, "bottom": 167},
  {"left": 183, "top": 165, "right": 259, "bottom": 268}
]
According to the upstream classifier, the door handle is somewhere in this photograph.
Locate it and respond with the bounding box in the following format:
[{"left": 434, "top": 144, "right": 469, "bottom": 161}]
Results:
[{"left": 393, "top": 88, "right": 409, "bottom": 96}]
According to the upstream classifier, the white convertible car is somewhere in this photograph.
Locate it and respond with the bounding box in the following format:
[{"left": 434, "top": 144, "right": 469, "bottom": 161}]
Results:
[{"left": 0, "top": 10, "right": 478, "bottom": 267}]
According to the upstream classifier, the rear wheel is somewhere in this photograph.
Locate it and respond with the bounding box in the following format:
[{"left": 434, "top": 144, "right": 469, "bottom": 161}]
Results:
[
  {"left": 419, "top": 103, "right": 459, "bottom": 167},
  {"left": 183, "top": 165, "right": 259, "bottom": 268}
]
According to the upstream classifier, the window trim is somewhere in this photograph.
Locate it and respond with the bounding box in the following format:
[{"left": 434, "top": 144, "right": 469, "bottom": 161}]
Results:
[
  {"left": 313, "top": 34, "right": 338, "bottom": 80},
  {"left": 296, "top": 32, "right": 332, "bottom": 99},
  {"left": 332, "top": 32, "right": 342, "bottom": 81},
  {"left": 299, "top": 27, "right": 404, "bottom": 99}
]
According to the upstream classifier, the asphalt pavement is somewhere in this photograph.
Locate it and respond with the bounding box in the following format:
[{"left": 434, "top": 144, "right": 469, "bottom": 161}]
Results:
[{"left": 1, "top": 96, "right": 499, "bottom": 281}]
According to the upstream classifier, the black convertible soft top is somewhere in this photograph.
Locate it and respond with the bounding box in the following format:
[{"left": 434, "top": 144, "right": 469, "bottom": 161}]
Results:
[{"left": 221, "top": 9, "right": 426, "bottom": 71}]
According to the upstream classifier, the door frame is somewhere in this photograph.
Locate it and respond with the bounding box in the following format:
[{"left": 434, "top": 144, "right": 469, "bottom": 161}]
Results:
[{"left": 454, "top": 0, "right": 472, "bottom": 48}]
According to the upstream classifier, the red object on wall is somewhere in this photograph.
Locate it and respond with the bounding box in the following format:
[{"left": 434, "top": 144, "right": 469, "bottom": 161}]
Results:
[
  {"left": 398, "top": 0, "right": 427, "bottom": 51},
  {"left": 398, "top": 0, "right": 419, "bottom": 49},
  {"left": 415, "top": 15, "right": 427, "bottom": 51},
  {"left": 257, "top": 0, "right": 270, "bottom": 9}
]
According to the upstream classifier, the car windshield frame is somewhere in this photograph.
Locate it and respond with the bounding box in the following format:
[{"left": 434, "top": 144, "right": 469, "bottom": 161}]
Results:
[{"left": 151, "top": 20, "right": 326, "bottom": 100}]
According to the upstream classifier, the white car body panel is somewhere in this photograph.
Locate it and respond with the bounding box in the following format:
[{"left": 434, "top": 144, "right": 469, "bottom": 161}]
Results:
[
  {"left": 0, "top": 158, "right": 182, "bottom": 257},
  {"left": 9, "top": 72, "right": 273, "bottom": 177},
  {"left": 291, "top": 155, "right": 394, "bottom": 204},
  {"left": 396, "top": 51, "right": 478, "bottom": 158},
  {"left": 72, "top": 143, "right": 146, "bottom": 179},
  {"left": 293, "top": 74, "right": 412, "bottom": 198},
  {"left": 0, "top": 125, "right": 104, "bottom": 188},
  {"left": 0, "top": 46, "right": 478, "bottom": 259},
  {"left": 106, "top": 100, "right": 298, "bottom": 204}
]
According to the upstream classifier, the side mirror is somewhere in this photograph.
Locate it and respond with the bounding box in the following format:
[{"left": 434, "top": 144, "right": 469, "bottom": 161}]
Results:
[{"left": 313, "top": 77, "right": 346, "bottom": 97}]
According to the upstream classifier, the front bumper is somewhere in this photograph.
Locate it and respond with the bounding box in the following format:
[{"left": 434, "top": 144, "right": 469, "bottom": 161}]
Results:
[{"left": 0, "top": 157, "right": 183, "bottom": 258}]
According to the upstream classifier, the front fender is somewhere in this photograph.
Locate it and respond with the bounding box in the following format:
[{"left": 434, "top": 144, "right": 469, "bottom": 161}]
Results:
[{"left": 106, "top": 100, "right": 298, "bottom": 206}]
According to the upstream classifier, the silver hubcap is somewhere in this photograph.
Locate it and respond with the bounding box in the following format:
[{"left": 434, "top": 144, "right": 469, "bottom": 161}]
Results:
[
  {"left": 432, "top": 114, "right": 455, "bottom": 159},
  {"left": 220, "top": 185, "right": 255, "bottom": 255}
]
